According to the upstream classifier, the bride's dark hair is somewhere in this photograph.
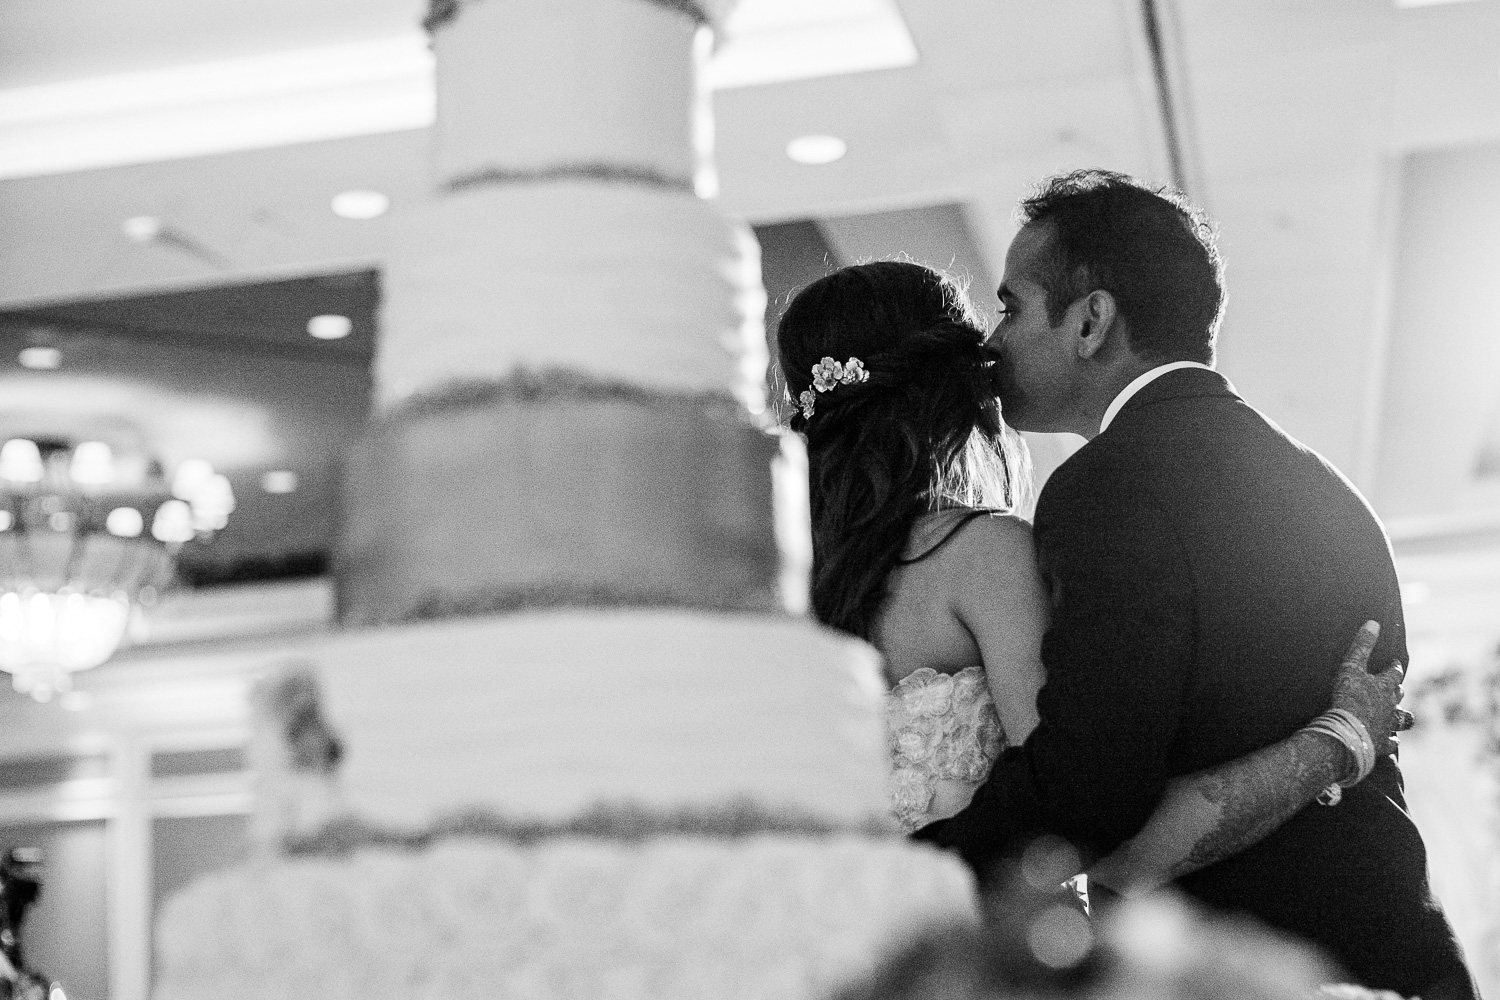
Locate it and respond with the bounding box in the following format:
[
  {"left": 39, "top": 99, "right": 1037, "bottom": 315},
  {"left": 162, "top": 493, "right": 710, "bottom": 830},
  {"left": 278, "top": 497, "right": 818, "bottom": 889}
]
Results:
[{"left": 777, "top": 261, "right": 1031, "bottom": 641}]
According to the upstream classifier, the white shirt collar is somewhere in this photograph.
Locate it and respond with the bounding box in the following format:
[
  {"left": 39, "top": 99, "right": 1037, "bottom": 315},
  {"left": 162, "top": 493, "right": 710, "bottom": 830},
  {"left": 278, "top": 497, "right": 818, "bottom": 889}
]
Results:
[{"left": 1099, "top": 361, "right": 1215, "bottom": 433}]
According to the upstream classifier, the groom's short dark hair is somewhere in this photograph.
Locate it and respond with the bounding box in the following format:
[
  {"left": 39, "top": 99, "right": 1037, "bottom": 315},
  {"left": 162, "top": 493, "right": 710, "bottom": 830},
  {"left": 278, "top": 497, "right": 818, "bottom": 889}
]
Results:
[{"left": 1019, "top": 170, "right": 1223, "bottom": 364}]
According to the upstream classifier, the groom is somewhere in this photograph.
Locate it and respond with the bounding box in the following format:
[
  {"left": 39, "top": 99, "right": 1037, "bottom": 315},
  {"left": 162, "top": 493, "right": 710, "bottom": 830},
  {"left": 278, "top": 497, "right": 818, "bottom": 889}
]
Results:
[{"left": 913, "top": 170, "right": 1476, "bottom": 999}]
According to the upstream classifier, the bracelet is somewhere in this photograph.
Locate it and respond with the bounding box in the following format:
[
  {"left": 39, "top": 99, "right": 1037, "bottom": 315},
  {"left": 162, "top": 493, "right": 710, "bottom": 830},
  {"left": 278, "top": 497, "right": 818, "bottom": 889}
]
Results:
[
  {"left": 1304, "top": 711, "right": 1376, "bottom": 783},
  {"left": 1324, "top": 708, "right": 1376, "bottom": 781},
  {"left": 1302, "top": 714, "right": 1347, "bottom": 807},
  {"left": 1301, "top": 709, "right": 1376, "bottom": 806}
]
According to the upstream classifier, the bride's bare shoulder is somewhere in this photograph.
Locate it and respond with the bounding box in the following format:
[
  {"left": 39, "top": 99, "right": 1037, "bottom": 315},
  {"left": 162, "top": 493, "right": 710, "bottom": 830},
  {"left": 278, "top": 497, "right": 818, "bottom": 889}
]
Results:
[
  {"left": 948, "top": 511, "right": 1035, "bottom": 560},
  {"left": 903, "top": 510, "right": 1040, "bottom": 593},
  {"left": 943, "top": 513, "right": 1046, "bottom": 607},
  {"left": 907, "top": 507, "right": 1030, "bottom": 545}
]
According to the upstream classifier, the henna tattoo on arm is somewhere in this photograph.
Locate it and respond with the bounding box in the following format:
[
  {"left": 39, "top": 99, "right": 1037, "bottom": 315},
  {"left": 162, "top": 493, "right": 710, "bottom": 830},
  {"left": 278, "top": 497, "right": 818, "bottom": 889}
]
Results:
[
  {"left": 1088, "top": 623, "right": 1396, "bottom": 895},
  {"left": 1172, "top": 730, "right": 1347, "bottom": 878},
  {"left": 1089, "top": 730, "right": 1351, "bottom": 894}
]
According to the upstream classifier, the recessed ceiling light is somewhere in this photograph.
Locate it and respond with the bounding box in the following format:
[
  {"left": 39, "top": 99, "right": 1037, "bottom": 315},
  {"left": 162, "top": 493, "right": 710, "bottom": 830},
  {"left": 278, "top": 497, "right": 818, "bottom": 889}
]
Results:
[
  {"left": 261, "top": 470, "right": 298, "bottom": 494},
  {"left": 786, "top": 135, "right": 848, "bottom": 165},
  {"left": 307, "top": 314, "right": 353, "bottom": 340},
  {"left": 59, "top": 690, "right": 92, "bottom": 712},
  {"left": 122, "top": 215, "right": 162, "bottom": 241},
  {"left": 18, "top": 346, "right": 61, "bottom": 370},
  {"left": 330, "top": 190, "right": 390, "bottom": 220}
]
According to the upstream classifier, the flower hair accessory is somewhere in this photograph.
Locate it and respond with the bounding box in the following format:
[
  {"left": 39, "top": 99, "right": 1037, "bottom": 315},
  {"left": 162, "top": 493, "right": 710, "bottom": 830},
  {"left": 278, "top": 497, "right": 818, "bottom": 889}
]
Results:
[{"left": 798, "top": 357, "right": 869, "bottom": 419}]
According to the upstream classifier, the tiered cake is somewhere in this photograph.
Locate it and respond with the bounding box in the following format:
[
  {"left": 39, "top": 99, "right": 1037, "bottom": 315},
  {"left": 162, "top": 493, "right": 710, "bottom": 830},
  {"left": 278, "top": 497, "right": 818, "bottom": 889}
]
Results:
[
  {"left": 152, "top": 1, "right": 980, "bottom": 997},
  {"left": 156, "top": 614, "right": 978, "bottom": 999},
  {"left": 352, "top": 0, "right": 775, "bottom": 624}
]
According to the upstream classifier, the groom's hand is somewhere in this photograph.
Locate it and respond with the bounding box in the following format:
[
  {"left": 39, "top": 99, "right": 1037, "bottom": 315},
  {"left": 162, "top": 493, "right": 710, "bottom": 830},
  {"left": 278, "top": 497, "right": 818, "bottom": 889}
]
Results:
[{"left": 1330, "top": 621, "right": 1408, "bottom": 759}]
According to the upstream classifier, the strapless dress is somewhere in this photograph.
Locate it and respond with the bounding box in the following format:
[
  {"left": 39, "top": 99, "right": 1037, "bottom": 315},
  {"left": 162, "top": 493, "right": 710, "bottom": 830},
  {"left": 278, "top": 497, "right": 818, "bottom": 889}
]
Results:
[{"left": 884, "top": 666, "right": 1007, "bottom": 832}]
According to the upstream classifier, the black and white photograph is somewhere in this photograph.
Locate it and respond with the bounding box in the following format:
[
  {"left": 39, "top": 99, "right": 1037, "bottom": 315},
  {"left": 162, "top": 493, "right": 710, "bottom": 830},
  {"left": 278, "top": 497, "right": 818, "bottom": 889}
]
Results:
[{"left": 0, "top": 1, "right": 1496, "bottom": 998}]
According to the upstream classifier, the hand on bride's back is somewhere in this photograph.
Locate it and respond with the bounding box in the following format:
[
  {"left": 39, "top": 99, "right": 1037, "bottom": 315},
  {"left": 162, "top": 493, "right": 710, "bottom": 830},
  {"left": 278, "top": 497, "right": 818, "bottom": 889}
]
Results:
[{"left": 1330, "top": 621, "right": 1407, "bottom": 758}]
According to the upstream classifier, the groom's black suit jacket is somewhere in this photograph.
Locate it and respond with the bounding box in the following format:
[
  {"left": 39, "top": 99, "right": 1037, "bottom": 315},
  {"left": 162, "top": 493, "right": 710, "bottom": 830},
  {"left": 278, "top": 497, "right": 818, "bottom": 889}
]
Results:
[{"left": 915, "top": 367, "right": 1473, "bottom": 997}]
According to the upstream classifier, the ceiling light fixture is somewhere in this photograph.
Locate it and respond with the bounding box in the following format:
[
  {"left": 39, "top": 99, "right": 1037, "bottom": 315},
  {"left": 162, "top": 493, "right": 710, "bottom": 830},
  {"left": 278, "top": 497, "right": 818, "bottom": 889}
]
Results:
[
  {"left": 68, "top": 442, "right": 115, "bottom": 486},
  {"left": 122, "top": 216, "right": 163, "bottom": 242},
  {"left": 261, "top": 470, "right": 299, "bottom": 494},
  {"left": 105, "top": 507, "right": 144, "bottom": 538},
  {"left": 786, "top": 135, "right": 848, "bottom": 165},
  {"left": 307, "top": 315, "right": 353, "bottom": 340},
  {"left": 330, "top": 190, "right": 390, "bottom": 220},
  {"left": 0, "top": 439, "right": 233, "bottom": 700},
  {"left": 59, "top": 691, "right": 92, "bottom": 712},
  {"left": 0, "top": 440, "right": 44, "bottom": 483},
  {"left": 17, "top": 347, "right": 61, "bottom": 371}
]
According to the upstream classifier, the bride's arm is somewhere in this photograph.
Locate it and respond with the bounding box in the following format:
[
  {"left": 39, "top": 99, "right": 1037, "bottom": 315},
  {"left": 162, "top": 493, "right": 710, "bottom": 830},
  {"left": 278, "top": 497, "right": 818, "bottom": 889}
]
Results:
[
  {"left": 945, "top": 515, "right": 1048, "bottom": 744},
  {"left": 1088, "top": 621, "right": 1405, "bottom": 896}
]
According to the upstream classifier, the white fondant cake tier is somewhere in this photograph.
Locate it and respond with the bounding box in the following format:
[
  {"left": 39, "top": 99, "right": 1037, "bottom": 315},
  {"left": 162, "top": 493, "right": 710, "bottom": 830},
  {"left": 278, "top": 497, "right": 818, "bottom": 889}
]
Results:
[
  {"left": 336, "top": 389, "right": 784, "bottom": 626},
  {"left": 377, "top": 182, "right": 766, "bottom": 410},
  {"left": 254, "top": 610, "right": 894, "bottom": 837},
  {"left": 434, "top": 0, "right": 699, "bottom": 186},
  {"left": 155, "top": 835, "right": 977, "bottom": 1000}
]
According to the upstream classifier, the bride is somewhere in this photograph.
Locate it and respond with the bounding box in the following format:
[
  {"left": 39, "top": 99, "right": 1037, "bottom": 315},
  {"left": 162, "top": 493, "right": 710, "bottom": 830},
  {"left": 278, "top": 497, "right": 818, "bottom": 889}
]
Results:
[{"left": 777, "top": 260, "right": 1405, "bottom": 897}]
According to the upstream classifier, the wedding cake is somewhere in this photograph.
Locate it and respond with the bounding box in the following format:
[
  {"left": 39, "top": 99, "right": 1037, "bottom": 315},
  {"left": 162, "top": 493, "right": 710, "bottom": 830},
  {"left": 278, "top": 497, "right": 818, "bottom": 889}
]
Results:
[
  {"left": 361, "top": 0, "right": 772, "bottom": 622},
  {"left": 152, "top": 1, "right": 981, "bottom": 997},
  {"left": 154, "top": 613, "right": 978, "bottom": 999}
]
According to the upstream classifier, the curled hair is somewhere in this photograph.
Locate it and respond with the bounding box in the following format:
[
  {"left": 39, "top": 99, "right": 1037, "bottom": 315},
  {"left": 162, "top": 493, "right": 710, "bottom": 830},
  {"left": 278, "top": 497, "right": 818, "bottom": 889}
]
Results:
[
  {"left": 777, "top": 261, "right": 1030, "bottom": 641},
  {"left": 1019, "top": 169, "right": 1224, "bottom": 364}
]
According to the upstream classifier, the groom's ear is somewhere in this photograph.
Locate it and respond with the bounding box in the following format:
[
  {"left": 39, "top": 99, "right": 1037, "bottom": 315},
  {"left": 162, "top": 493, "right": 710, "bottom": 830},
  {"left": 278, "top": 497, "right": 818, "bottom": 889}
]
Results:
[{"left": 1074, "top": 290, "right": 1119, "bottom": 360}]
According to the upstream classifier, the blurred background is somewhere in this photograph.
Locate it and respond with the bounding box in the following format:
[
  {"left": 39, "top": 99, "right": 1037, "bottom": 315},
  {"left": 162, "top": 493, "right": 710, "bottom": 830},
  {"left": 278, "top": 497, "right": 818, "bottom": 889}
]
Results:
[{"left": 0, "top": 0, "right": 1498, "bottom": 997}]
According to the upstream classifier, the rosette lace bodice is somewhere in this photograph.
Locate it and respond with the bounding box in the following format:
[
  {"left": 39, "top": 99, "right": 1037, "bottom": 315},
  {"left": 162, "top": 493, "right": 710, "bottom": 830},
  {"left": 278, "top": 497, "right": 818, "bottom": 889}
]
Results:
[{"left": 885, "top": 666, "right": 1007, "bottom": 832}]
